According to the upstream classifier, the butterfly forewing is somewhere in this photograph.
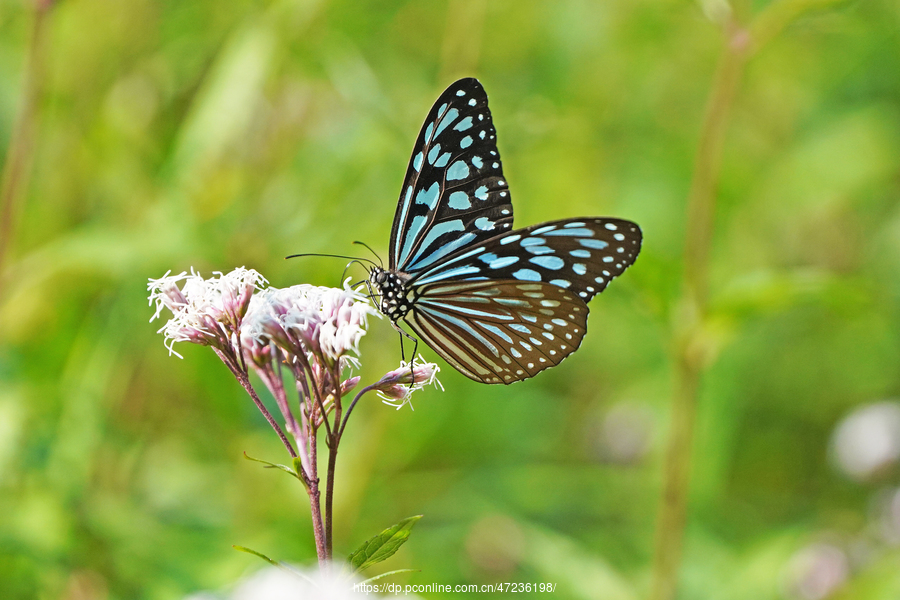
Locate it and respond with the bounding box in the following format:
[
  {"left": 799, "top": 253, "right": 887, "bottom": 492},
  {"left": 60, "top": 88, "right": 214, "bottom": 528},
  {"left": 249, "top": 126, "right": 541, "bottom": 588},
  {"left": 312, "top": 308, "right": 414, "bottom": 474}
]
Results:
[
  {"left": 404, "top": 280, "right": 589, "bottom": 384},
  {"left": 409, "top": 217, "right": 642, "bottom": 302},
  {"left": 390, "top": 78, "right": 514, "bottom": 274}
]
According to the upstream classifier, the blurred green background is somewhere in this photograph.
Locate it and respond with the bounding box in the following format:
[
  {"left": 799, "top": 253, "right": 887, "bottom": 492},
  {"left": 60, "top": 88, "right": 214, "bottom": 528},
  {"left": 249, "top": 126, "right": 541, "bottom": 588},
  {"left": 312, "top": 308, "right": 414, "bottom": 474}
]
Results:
[{"left": 2, "top": 0, "right": 900, "bottom": 598}]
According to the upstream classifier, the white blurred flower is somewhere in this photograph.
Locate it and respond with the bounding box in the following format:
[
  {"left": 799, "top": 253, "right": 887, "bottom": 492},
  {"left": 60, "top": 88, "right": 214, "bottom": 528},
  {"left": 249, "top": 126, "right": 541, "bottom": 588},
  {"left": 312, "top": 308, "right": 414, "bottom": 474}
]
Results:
[
  {"left": 185, "top": 565, "right": 390, "bottom": 600},
  {"left": 232, "top": 567, "right": 347, "bottom": 600},
  {"left": 871, "top": 486, "right": 900, "bottom": 546},
  {"left": 148, "top": 267, "right": 267, "bottom": 358},
  {"left": 831, "top": 401, "right": 900, "bottom": 481},
  {"left": 595, "top": 401, "right": 655, "bottom": 465},
  {"left": 375, "top": 357, "right": 443, "bottom": 410},
  {"left": 783, "top": 542, "right": 849, "bottom": 600},
  {"left": 697, "top": 0, "right": 731, "bottom": 24}
]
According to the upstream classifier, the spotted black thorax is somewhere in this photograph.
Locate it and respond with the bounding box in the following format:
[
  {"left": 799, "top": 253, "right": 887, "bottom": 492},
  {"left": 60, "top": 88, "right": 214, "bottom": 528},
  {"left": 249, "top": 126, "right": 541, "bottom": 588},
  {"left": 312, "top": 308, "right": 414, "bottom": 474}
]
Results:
[{"left": 369, "top": 267, "right": 414, "bottom": 321}]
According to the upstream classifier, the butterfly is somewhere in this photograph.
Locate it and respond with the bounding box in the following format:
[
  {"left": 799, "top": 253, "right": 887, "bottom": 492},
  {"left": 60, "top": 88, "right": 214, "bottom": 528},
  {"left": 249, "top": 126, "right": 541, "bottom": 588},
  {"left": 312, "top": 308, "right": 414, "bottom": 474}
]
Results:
[{"left": 368, "top": 78, "right": 641, "bottom": 384}]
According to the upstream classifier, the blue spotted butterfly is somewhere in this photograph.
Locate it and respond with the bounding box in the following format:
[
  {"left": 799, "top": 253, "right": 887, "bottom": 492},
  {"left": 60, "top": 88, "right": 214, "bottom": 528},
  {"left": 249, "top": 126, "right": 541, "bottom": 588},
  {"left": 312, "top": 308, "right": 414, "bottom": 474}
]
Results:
[{"left": 368, "top": 78, "right": 641, "bottom": 384}]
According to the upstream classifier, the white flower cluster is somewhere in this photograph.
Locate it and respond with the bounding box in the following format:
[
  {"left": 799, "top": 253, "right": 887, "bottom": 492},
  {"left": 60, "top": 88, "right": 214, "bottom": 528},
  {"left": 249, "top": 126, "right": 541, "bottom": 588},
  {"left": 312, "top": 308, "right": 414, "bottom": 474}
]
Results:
[
  {"left": 240, "top": 282, "right": 377, "bottom": 365},
  {"left": 148, "top": 268, "right": 379, "bottom": 368},
  {"left": 148, "top": 267, "right": 266, "bottom": 358},
  {"left": 148, "top": 267, "right": 442, "bottom": 416}
]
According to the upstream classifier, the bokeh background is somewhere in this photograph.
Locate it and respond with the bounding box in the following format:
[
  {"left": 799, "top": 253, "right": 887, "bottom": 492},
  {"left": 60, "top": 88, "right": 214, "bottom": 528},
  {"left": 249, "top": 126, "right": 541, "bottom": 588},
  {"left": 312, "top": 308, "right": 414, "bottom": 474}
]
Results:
[{"left": 2, "top": 0, "right": 900, "bottom": 598}]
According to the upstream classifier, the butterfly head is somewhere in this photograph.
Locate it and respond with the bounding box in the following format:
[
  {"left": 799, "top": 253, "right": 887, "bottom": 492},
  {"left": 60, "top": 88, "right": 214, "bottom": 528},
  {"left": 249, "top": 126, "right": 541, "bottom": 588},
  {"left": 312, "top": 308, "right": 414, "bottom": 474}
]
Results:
[{"left": 368, "top": 267, "right": 413, "bottom": 322}]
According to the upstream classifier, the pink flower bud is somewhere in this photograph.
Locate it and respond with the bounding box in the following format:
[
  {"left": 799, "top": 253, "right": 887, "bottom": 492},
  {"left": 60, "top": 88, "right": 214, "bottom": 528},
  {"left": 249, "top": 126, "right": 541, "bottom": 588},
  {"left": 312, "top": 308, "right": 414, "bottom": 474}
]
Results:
[
  {"left": 374, "top": 357, "right": 442, "bottom": 410},
  {"left": 341, "top": 376, "right": 361, "bottom": 396}
]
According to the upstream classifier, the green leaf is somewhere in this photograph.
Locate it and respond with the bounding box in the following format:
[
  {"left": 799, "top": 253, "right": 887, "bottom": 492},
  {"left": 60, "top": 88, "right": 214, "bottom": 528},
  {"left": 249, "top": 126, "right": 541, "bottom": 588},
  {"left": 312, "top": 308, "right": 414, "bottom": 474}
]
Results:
[
  {"left": 359, "top": 569, "right": 420, "bottom": 585},
  {"left": 348, "top": 515, "right": 422, "bottom": 573},
  {"left": 243, "top": 451, "right": 304, "bottom": 486},
  {"left": 232, "top": 546, "right": 316, "bottom": 585},
  {"left": 232, "top": 544, "right": 279, "bottom": 567}
]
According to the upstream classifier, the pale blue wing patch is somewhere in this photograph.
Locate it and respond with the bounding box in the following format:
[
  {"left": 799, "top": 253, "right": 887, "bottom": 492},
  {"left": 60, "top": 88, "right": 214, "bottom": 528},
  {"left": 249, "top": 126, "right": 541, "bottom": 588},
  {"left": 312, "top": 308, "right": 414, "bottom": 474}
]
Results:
[{"left": 408, "top": 217, "right": 641, "bottom": 302}]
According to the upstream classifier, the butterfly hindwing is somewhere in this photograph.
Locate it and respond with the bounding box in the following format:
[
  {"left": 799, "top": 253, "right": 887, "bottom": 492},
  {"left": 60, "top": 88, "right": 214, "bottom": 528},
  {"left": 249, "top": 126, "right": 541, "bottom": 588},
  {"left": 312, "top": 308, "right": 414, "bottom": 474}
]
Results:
[
  {"left": 389, "top": 78, "right": 514, "bottom": 274},
  {"left": 409, "top": 217, "right": 642, "bottom": 302},
  {"left": 404, "top": 280, "right": 589, "bottom": 384}
]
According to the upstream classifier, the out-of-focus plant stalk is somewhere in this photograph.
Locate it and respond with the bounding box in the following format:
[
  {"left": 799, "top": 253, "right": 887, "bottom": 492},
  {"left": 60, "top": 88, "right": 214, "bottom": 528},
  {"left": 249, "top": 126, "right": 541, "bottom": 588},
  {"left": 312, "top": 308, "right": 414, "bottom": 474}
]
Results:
[
  {"left": 650, "top": 26, "right": 748, "bottom": 600},
  {"left": 650, "top": 1, "right": 850, "bottom": 599},
  {"left": 0, "top": 1, "right": 56, "bottom": 297}
]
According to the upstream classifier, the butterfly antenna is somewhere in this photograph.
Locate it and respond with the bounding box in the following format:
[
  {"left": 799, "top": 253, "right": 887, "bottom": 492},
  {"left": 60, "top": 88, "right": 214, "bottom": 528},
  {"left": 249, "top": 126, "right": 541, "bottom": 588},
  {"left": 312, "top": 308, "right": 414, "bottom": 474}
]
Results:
[
  {"left": 352, "top": 241, "right": 384, "bottom": 268},
  {"left": 340, "top": 260, "right": 373, "bottom": 286},
  {"left": 285, "top": 252, "right": 380, "bottom": 268}
]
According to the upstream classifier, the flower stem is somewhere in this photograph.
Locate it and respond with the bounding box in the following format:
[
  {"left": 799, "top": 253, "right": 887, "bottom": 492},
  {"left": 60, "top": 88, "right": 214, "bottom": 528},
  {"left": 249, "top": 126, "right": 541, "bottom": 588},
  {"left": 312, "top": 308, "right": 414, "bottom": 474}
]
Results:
[
  {"left": 307, "top": 426, "right": 327, "bottom": 567},
  {"left": 325, "top": 439, "right": 338, "bottom": 560},
  {"left": 238, "top": 372, "right": 298, "bottom": 458},
  {"left": 324, "top": 365, "right": 343, "bottom": 560}
]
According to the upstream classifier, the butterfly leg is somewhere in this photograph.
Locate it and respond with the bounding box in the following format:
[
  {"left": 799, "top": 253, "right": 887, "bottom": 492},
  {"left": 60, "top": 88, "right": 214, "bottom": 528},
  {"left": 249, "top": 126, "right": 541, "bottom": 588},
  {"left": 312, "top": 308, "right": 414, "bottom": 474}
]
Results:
[{"left": 390, "top": 320, "right": 419, "bottom": 387}]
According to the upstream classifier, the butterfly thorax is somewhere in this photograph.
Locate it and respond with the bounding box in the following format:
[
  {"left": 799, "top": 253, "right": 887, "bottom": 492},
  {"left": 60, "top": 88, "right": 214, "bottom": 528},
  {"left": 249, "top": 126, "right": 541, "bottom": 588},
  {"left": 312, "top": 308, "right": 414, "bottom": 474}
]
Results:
[{"left": 369, "top": 267, "right": 414, "bottom": 321}]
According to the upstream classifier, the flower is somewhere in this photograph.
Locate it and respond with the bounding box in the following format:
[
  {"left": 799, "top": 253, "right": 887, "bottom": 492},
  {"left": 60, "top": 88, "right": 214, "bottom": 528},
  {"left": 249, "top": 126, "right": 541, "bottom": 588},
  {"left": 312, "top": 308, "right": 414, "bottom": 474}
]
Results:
[
  {"left": 318, "top": 285, "right": 373, "bottom": 360},
  {"left": 240, "top": 281, "right": 378, "bottom": 366},
  {"left": 830, "top": 400, "right": 900, "bottom": 482},
  {"left": 783, "top": 542, "right": 849, "bottom": 600},
  {"left": 375, "top": 356, "right": 442, "bottom": 410},
  {"left": 340, "top": 376, "right": 361, "bottom": 396},
  {"left": 148, "top": 267, "right": 267, "bottom": 358},
  {"left": 240, "top": 286, "right": 299, "bottom": 354},
  {"left": 184, "top": 564, "right": 405, "bottom": 600}
]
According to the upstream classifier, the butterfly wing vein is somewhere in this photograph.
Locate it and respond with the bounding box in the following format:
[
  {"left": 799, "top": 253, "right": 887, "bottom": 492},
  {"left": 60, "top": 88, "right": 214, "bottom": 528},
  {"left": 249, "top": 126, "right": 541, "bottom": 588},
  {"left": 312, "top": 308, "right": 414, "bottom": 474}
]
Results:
[{"left": 404, "top": 281, "right": 589, "bottom": 384}]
